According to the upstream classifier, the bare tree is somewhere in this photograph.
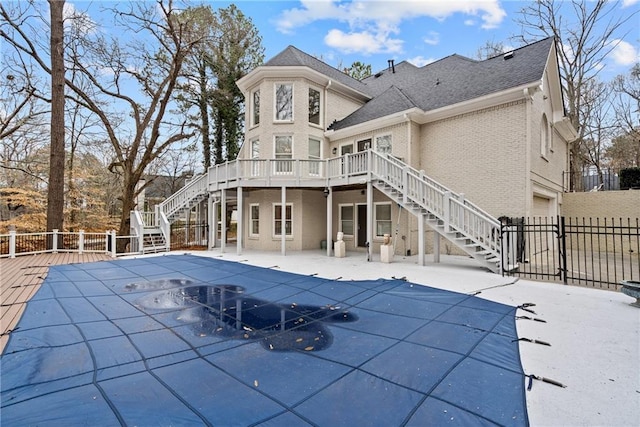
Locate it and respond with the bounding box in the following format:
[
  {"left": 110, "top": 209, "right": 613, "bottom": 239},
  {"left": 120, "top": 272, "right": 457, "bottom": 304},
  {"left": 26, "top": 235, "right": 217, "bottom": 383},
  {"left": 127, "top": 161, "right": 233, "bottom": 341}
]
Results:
[
  {"left": 607, "top": 63, "right": 640, "bottom": 168},
  {"left": 46, "top": 0, "right": 65, "bottom": 237},
  {"left": 1, "top": 0, "right": 203, "bottom": 244},
  {"left": 514, "top": 0, "right": 636, "bottom": 190}
]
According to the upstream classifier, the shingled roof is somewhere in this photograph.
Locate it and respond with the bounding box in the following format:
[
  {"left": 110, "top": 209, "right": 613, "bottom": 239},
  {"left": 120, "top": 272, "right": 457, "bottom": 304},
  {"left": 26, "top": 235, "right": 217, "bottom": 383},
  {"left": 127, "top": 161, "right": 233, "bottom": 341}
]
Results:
[
  {"left": 328, "top": 37, "right": 555, "bottom": 131},
  {"left": 265, "top": 45, "right": 371, "bottom": 96}
]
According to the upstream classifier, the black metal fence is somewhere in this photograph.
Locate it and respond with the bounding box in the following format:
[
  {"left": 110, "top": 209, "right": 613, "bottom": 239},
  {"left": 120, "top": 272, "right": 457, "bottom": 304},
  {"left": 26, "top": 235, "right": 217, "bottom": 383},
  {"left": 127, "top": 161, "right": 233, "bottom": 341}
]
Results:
[
  {"left": 563, "top": 168, "right": 621, "bottom": 192},
  {"left": 501, "top": 217, "right": 640, "bottom": 290}
]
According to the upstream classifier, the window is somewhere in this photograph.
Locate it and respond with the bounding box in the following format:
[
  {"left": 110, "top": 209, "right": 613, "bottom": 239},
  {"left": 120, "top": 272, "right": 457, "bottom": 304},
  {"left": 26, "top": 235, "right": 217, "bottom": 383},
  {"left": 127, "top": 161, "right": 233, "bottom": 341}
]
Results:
[
  {"left": 250, "top": 139, "right": 260, "bottom": 176},
  {"left": 339, "top": 205, "right": 354, "bottom": 236},
  {"left": 357, "top": 138, "right": 371, "bottom": 152},
  {"left": 374, "top": 203, "right": 392, "bottom": 237},
  {"left": 250, "top": 204, "right": 259, "bottom": 236},
  {"left": 275, "top": 135, "right": 292, "bottom": 173},
  {"left": 308, "top": 138, "right": 321, "bottom": 175},
  {"left": 376, "top": 134, "right": 392, "bottom": 154},
  {"left": 273, "top": 203, "right": 292, "bottom": 236},
  {"left": 309, "top": 87, "right": 320, "bottom": 125},
  {"left": 341, "top": 144, "right": 353, "bottom": 155},
  {"left": 541, "top": 114, "right": 549, "bottom": 158},
  {"left": 275, "top": 83, "right": 293, "bottom": 121},
  {"left": 252, "top": 89, "right": 260, "bottom": 126}
]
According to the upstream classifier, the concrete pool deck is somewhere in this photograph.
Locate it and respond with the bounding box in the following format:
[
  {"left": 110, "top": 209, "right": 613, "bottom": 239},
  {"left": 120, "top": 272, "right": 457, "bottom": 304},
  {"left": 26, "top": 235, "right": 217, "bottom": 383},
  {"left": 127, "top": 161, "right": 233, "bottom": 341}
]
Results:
[{"left": 159, "top": 249, "right": 639, "bottom": 427}]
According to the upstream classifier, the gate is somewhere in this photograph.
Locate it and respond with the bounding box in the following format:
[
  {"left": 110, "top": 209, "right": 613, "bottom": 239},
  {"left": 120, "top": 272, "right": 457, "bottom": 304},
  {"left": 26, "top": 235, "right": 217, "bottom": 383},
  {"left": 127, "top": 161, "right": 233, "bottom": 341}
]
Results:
[{"left": 501, "top": 217, "right": 640, "bottom": 290}]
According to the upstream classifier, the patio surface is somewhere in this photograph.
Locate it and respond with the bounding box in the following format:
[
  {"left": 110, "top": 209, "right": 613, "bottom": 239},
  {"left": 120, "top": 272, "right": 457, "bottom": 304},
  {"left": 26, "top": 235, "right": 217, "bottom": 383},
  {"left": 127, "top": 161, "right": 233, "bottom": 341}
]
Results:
[{"left": 1, "top": 249, "right": 638, "bottom": 426}]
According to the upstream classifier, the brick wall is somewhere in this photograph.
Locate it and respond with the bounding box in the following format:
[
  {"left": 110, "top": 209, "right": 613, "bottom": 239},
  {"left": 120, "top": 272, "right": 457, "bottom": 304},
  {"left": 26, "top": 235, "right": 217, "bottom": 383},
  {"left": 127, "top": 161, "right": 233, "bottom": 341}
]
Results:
[{"left": 562, "top": 191, "right": 640, "bottom": 219}]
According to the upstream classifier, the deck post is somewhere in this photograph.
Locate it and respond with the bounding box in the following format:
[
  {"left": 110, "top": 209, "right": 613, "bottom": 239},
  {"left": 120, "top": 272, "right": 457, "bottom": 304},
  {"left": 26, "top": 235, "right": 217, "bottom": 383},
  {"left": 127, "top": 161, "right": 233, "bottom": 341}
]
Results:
[
  {"left": 433, "top": 232, "right": 441, "bottom": 263},
  {"left": 9, "top": 229, "right": 16, "bottom": 258},
  {"left": 79, "top": 230, "right": 84, "bottom": 254},
  {"left": 210, "top": 196, "right": 218, "bottom": 249},
  {"left": 367, "top": 181, "right": 373, "bottom": 261},
  {"left": 237, "top": 187, "right": 243, "bottom": 255},
  {"left": 281, "top": 186, "right": 286, "bottom": 256},
  {"left": 326, "top": 186, "right": 332, "bottom": 257},
  {"left": 221, "top": 189, "right": 227, "bottom": 253},
  {"left": 418, "top": 217, "right": 424, "bottom": 266}
]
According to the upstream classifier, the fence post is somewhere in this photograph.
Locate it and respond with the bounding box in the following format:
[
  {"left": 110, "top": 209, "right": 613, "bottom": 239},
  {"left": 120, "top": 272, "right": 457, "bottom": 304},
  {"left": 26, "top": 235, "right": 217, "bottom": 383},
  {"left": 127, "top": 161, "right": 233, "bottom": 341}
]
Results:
[
  {"left": 79, "top": 230, "right": 84, "bottom": 254},
  {"left": 52, "top": 229, "right": 59, "bottom": 253},
  {"left": 110, "top": 230, "right": 117, "bottom": 258},
  {"left": 559, "top": 216, "right": 567, "bottom": 285},
  {"left": 9, "top": 228, "right": 16, "bottom": 258}
]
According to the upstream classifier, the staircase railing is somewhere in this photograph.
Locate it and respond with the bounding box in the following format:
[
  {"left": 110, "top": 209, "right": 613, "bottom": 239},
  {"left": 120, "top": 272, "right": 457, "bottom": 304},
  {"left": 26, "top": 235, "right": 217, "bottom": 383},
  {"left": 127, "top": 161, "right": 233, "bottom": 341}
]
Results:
[
  {"left": 367, "top": 151, "right": 501, "bottom": 255},
  {"left": 159, "top": 173, "right": 209, "bottom": 219}
]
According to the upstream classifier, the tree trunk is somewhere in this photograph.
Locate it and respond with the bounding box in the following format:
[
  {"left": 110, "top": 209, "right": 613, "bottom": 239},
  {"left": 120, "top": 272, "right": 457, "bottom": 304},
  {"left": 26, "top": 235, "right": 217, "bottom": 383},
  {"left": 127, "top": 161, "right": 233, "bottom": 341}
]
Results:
[
  {"left": 46, "top": 0, "right": 65, "bottom": 247},
  {"left": 199, "top": 61, "right": 211, "bottom": 169}
]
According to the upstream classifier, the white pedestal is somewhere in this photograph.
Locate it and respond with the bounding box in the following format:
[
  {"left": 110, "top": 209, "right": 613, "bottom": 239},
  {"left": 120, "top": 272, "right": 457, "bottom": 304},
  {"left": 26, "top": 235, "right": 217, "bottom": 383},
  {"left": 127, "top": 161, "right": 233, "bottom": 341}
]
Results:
[
  {"left": 380, "top": 245, "right": 394, "bottom": 263},
  {"left": 334, "top": 240, "right": 346, "bottom": 258}
]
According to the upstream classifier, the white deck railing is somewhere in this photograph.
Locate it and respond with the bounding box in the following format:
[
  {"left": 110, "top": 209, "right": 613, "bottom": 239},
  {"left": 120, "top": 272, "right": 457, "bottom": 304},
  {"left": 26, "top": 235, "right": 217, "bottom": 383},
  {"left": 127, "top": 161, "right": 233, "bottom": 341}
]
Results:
[{"left": 157, "top": 150, "right": 501, "bottom": 258}]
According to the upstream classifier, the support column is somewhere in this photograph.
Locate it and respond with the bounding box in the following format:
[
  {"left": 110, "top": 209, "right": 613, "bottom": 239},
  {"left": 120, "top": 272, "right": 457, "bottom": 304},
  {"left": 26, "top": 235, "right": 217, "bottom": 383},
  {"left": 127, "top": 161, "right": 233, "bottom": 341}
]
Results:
[
  {"left": 418, "top": 214, "right": 425, "bottom": 266},
  {"left": 221, "top": 189, "right": 227, "bottom": 253},
  {"left": 237, "top": 187, "right": 243, "bottom": 255},
  {"left": 208, "top": 195, "right": 215, "bottom": 249},
  {"left": 326, "top": 187, "right": 332, "bottom": 257},
  {"left": 281, "top": 186, "right": 286, "bottom": 256},
  {"left": 433, "top": 232, "right": 441, "bottom": 263},
  {"left": 367, "top": 181, "right": 373, "bottom": 261}
]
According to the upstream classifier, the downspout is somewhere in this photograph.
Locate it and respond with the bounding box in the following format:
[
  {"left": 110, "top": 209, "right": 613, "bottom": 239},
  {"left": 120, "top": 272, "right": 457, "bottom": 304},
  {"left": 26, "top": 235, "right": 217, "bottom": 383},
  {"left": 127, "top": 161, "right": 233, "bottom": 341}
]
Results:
[{"left": 325, "top": 80, "right": 332, "bottom": 156}]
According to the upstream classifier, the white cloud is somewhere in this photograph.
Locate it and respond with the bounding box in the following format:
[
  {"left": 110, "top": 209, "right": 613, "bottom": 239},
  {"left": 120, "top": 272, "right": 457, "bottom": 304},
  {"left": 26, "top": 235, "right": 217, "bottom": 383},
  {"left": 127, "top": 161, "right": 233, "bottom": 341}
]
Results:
[
  {"left": 609, "top": 39, "right": 640, "bottom": 66},
  {"left": 275, "top": 0, "right": 506, "bottom": 54},
  {"left": 621, "top": 0, "right": 639, "bottom": 7},
  {"left": 325, "top": 29, "right": 403, "bottom": 55},
  {"left": 407, "top": 55, "right": 435, "bottom": 67},
  {"left": 64, "top": 2, "right": 98, "bottom": 35}
]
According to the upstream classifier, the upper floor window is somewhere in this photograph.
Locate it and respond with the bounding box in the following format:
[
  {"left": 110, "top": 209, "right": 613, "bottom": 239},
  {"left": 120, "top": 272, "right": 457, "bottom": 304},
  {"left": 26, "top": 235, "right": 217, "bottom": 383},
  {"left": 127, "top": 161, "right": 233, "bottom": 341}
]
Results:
[
  {"left": 275, "top": 135, "right": 293, "bottom": 173},
  {"left": 275, "top": 83, "right": 293, "bottom": 121},
  {"left": 341, "top": 144, "right": 353, "bottom": 155},
  {"left": 309, "top": 88, "right": 320, "bottom": 125},
  {"left": 251, "top": 89, "right": 260, "bottom": 126},
  {"left": 308, "top": 138, "right": 321, "bottom": 175},
  {"left": 376, "top": 134, "right": 392, "bottom": 154},
  {"left": 541, "top": 114, "right": 549, "bottom": 158},
  {"left": 357, "top": 138, "right": 371, "bottom": 152}
]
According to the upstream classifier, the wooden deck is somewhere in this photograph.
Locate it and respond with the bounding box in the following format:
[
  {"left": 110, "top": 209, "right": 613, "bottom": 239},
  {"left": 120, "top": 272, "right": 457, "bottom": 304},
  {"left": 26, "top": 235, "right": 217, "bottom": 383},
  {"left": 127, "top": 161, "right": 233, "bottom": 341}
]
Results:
[{"left": 0, "top": 252, "right": 111, "bottom": 354}]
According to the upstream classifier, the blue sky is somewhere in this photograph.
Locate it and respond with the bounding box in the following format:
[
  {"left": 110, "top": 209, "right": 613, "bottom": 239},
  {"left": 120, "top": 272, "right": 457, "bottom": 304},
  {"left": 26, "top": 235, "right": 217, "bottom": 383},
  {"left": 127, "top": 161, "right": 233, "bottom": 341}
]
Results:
[
  {"left": 212, "top": 0, "right": 639, "bottom": 80},
  {"left": 67, "top": 0, "right": 639, "bottom": 82}
]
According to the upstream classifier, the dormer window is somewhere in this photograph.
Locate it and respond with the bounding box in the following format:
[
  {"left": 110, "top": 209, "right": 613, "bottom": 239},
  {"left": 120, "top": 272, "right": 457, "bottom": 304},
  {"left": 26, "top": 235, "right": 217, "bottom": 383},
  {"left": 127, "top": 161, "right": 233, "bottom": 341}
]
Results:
[
  {"left": 275, "top": 83, "right": 293, "bottom": 121},
  {"left": 309, "top": 87, "right": 320, "bottom": 125}
]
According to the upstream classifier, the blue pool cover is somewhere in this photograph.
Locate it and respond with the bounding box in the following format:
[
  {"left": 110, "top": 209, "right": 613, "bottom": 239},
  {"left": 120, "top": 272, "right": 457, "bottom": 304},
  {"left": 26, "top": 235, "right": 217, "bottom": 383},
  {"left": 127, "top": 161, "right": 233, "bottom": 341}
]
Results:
[{"left": 1, "top": 254, "right": 528, "bottom": 426}]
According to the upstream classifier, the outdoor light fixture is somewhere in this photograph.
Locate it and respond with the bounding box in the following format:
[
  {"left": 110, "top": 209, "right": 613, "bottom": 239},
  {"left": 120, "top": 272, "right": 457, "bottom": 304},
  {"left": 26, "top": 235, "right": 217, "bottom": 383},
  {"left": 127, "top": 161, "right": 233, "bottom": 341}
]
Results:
[
  {"left": 323, "top": 187, "right": 330, "bottom": 198},
  {"left": 332, "top": 147, "right": 337, "bottom": 155}
]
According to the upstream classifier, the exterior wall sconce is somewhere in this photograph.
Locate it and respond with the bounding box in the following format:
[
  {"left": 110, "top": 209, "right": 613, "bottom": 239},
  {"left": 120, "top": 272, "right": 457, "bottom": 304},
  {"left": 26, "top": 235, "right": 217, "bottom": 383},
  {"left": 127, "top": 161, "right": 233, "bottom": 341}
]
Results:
[
  {"left": 323, "top": 187, "right": 330, "bottom": 198},
  {"left": 332, "top": 147, "right": 337, "bottom": 155}
]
